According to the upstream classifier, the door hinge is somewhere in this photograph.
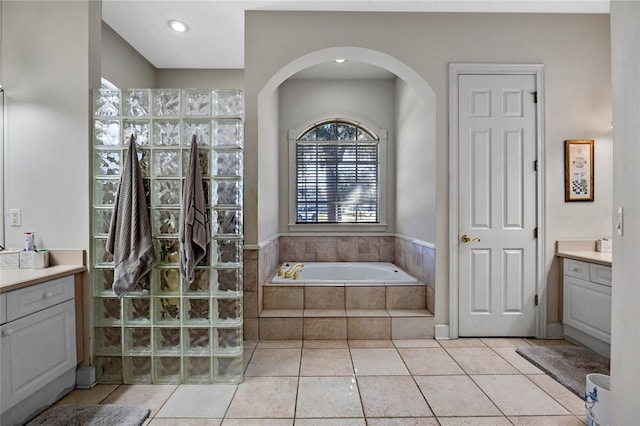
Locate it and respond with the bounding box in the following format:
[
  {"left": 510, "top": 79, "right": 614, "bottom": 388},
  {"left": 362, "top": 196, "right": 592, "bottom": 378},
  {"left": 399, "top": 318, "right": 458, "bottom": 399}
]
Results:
[
  {"left": 534, "top": 160, "right": 538, "bottom": 171},
  {"left": 533, "top": 227, "right": 538, "bottom": 239},
  {"left": 534, "top": 294, "right": 539, "bottom": 306},
  {"left": 533, "top": 91, "right": 538, "bottom": 103}
]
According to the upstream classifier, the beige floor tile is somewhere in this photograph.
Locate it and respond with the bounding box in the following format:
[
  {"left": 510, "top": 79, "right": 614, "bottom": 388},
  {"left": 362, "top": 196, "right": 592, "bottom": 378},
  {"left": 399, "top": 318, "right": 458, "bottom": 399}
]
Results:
[
  {"left": 436, "top": 417, "right": 511, "bottom": 426},
  {"left": 304, "top": 309, "right": 346, "bottom": 317},
  {"left": 358, "top": 376, "right": 433, "bottom": 418},
  {"left": 53, "top": 384, "right": 118, "bottom": 406},
  {"left": 524, "top": 339, "right": 575, "bottom": 346},
  {"left": 366, "top": 419, "right": 439, "bottom": 426},
  {"left": 472, "top": 375, "right": 570, "bottom": 416},
  {"left": 155, "top": 384, "right": 237, "bottom": 418},
  {"left": 508, "top": 416, "right": 586, "bottom": 425},
  {"left": 300, "top": 348, "right": 354, "bottom": 376},
  {"left": 492, "top": 347, "right": 545, "bottom": 375},
  {"left": 222, "top": 420, "right": 293, "bottom": 426},
  {"left": 391, "top": 317, "right": 434, "bottom": 339},
  {"left": 393, "top": 339, "right": 441, "bottom": 348},
  {"left": 303, "top": 339, "right": 348, "bottom": 348},
  {"left": 350, "top": 348, "right": 410, "bottom": 376},
  {"left": 295, "top": 419, "right": 365, "bottom": 426},
  {"left": 305, "top": 286, "right": 345, "bottom": 309},
  {"left": 346, "top": 309, "right": 390, "bottom": 317},
  {"left": 438, "top": 338, "right": 487, "bottom": 348},
  {"left": 398, "top": 348, "right": 464, "bottom": 375},
  {"left": 256, "top": 340, "right": 303, "bottom": 349},
  {"left": 415, "top": 375, "right": 501, "bottom": 417},
  {"left": 480, "top": 338, "right": 531, "bottom": 347},
  {"left": 263, "top": 287, "right": 304, "bottom": 309},
  {"left": 348, "top": 339, "right": 395, "bottom": 348},
  {"left": 260, "top": 318, "right": 303, "bottom": 340},
  {"left": 226, "top": 377, "right": 298, "bottom": 418},
  {"left": 260, "top": 309, "right": 304, "bottom": 318},
  {"left": 386, "top": 286, "right": 426, "bottom": 309},
  {"left": 445, "top": 347, "right": 520, "bottom": 374},
  {"left": 243, "top": 340, "right": 258, "bottom": 350},
  {"left": 345, "top": 286, "right": 385, "bottom": 309},
  {"left": 296, "top": 376, "right": 364, "bottom": 418},
  {"left": 304, "top": 317, "right": 347, "bottom": 339},
  {"left": 149, "top": 419, "right": 221, "bottom": 425},
  {"left": 244, "top": 348, "right": 301, "bottom": 376},
  {"left": 102, "top": 384, "right": 177, "bottom": 417},
  {"left": 348, "top": 317, "right": 391, "bottom": 340},
  {"left": 526, "top": 374, "right": 586, "bottom": 415}
]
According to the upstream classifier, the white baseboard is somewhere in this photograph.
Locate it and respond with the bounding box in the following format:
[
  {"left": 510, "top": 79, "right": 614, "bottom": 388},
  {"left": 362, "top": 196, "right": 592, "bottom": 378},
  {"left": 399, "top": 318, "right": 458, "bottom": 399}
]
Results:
[
  {"left": 434, "top": 324, "right": 450, "bottom": 339},
  {"left": 545, "top": 323, "right": 565, "bottom": 339}
]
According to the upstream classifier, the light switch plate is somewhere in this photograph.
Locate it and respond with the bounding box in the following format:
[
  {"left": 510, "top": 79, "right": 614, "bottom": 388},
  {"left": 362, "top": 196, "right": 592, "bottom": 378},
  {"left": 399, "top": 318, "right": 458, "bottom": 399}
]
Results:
[{"left": 10, "top": 209, "right": 21, "bottom": 226}]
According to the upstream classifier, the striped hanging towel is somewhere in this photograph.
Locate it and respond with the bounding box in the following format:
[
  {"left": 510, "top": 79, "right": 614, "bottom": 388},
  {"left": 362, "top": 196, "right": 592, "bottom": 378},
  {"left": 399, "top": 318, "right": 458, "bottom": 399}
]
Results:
[
  {"left": 106, "top": 134, "right": 156, "bottom": 297},
  {"left": 179, "top": 134, "right": 211, "bottom": 282}
]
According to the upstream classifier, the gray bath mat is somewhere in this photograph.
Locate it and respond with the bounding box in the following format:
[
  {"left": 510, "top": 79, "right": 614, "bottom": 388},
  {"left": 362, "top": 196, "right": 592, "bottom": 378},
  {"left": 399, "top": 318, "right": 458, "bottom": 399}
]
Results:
[
  {"left": 27, "top": 404, "right": 150, "bottom": 426},
  {"left": 516, "top": 345, "right": 610, "bottom": 397}
]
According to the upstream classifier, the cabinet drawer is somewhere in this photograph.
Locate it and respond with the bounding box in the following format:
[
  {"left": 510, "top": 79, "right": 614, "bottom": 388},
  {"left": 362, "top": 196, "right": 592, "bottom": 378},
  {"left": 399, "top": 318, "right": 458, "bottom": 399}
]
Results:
[
  {"left": 563, "top": 258, "right": 590, "bottom": 281},
  {"left": 6, "top": 276, "right": 74, "bottom": 322},
  {"left": 590, "top": 263, "right": 612, "bottom": 287},
  {"left": 0, "top": 293, "right": 6, "bottom": 325}
]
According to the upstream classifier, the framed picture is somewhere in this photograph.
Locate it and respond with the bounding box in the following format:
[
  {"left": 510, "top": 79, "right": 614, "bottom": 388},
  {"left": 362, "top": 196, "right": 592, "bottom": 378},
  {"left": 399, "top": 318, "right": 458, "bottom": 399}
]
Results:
[{"left": 565, "top": 139, "right": 594, "bottom": 202}]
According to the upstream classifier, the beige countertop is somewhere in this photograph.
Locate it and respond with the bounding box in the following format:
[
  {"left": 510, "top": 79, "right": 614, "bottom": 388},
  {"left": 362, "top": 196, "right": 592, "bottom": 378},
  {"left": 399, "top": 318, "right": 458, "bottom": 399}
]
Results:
[
  {"left": 0, "top": 250, "right": 86, "bottom": 293},
  {"left": 556, "top": 240, "right": 612, "bottom": 266}
]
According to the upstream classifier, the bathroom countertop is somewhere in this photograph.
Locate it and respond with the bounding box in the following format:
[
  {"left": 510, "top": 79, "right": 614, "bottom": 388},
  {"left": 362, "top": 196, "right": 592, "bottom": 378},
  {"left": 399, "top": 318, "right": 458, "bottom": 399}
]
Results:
[
  {"left": 556, "top": 240, "right": 612, "bottom": 266},
  {"left": 0, "top": 249, "right": 86, "bottom": 293}
]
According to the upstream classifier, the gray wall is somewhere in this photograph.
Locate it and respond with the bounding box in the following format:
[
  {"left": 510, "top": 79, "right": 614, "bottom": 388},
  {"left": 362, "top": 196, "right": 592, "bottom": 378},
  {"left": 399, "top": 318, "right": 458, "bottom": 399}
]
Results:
[
  {"left": 244, "top": 11, "right": 612, "bottom": 327},
  {"left": 610, "top": 0, "right": 640, "bottom": 422},
  {"left": 102, "top": 22, "right": 156, "bottom": 88}
]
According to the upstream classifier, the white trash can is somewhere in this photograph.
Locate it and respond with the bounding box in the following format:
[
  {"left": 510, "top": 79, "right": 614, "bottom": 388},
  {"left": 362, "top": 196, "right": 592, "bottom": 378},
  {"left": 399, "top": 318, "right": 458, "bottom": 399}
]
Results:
[{"left": 585, "top": 373, "right": 611, "bottom": 426}]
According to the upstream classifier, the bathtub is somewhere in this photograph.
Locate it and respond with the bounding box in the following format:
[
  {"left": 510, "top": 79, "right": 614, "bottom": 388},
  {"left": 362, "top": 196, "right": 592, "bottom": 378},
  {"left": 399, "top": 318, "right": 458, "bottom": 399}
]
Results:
[{"left": 268, "top": 262, "right": 420, "bottom": 286}]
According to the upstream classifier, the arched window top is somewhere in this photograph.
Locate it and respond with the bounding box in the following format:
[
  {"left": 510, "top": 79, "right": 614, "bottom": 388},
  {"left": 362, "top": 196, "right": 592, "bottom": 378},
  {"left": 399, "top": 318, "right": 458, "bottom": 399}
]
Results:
[{"left": 297, "top": 120, "right": 378, "bottom": 142}]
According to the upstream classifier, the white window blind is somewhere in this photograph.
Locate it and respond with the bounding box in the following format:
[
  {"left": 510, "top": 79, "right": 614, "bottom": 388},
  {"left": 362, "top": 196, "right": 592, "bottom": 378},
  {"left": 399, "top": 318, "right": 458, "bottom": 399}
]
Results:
[{"left": 296, "top": 121, "right": 379, "bottom": 224}]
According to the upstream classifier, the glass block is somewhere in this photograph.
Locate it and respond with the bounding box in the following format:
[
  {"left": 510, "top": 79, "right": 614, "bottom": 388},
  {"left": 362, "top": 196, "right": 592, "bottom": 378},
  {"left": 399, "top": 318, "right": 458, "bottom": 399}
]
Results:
[
  {"left": 123, "top": 119, "right": 150, "bottom": 146},
  {"left": 182, "top": 149, "right": 209, "bottom": 177},
  {"left": 95, "top": 297, "right": 121, "bottom": 325},
  {"left": 213, "top": 354, "right": 243, "bottom": 383},
  {"left": 156, "top": 268, "right": 181, "bottom": 294},
  {"left": 185, "top": 327, "right": 210, "bottom": 355},
  {"left": 130, "top": 272, "right": 151, "bottom": 295},
  {"left": 94, "top": 179, "right": 119, "bottom": 206},
  {"left": 94, "top": 119, "right": 120, "bottom": 146},
  {"left": 153, "top": 149, "right": 181, "bottom": 177},
  {"left": 212, "top": 209, "right": 243, "bottom": 236},
  {"left": 184, "top": 356, "right": 211, "bottom": 384},
  {"left": 124, "top": 298, "right": 151, "bottom": 325},
  {"left": 154, "top": 356, "right": 181, "bottom": 384},
  {"left": 153, "top": 119, "right": 181, "bottom": 146},
  {"left": 94, "top": 89, "right": 120, "bottom": 116},
  {"left": 94, "top": 150, "right": 121, "bottom": 176},
  {"left": 94, "top": 238, "right": 113, "bottom": 265},
  {"left": 138, "top": 149, "right": 151, "bottom": 178},
  {"left": 154, "top": 327, "right": 181, "bottom": 354},
  {"left": 211, "top": 239, "right": 242, "bottom": 265},
  {"left": 152, "top": 180, "right": 181, "bottom": 206},
  {"left": 212, "top": 179, "right": 242, "bottom": 206},
  {"left": 213, "top": 297, "right": 242, "bottom": 325},
  {"left": 213, "top": 89, "right": 244, "bottom": 118},
  {"left": 124, "top": 327, "right": 152, "bottom": 354},
  {"left": 94, "top": 208, "right": 113, "bottom": 235},
  {"left": 183, "top": 89, "right": 211, "bottom": 116},
  {"left": 213, "top": 119, "right": 243, "bottom": 147},
  {"left": 153, "top": 209, "right": 180, "bottom": 236},
  {"left": 213, "top": 267, "right": 242, "bottom": 294},
  {"left": 124, "top": 356, "right": 151, "bottom": 384},
  {"left": 96, "top": 356, "right": 122, "bottom": 383},
  {"left": 154, "top": 297, "right": 180, "bottom": 324},
  {"left": 152, "top": 88, "right": 181, "bottom": 116},
  {"left": 183, "top": 119, "right": 210, "bottom": 146},
  {"left": 185, "top": 269, "right": 210, "bottom": 295},
  {"left": 213, "top": 149, "right": 243, "bottom": 177},
  {"left": 123, "top": 89, "right": 150, "bottom": 117},
  {"left": 94, "top": 268, "right": 115, "bottom": 296},
  {"left": 155, "top": 238, "right": 180, "bottom": 264},
  {"left": 94, "top": 326, "right": 122, "bottom": 355},
  {"left": 184, "top": 298, "right": 210, "bottom": 325},
  {"left": 213, "top": 327, "right": 243, "bottom": 355}
]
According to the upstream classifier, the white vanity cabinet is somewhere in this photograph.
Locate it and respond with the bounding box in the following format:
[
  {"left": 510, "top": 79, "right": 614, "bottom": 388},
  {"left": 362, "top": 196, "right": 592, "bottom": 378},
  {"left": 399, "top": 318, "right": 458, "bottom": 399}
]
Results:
[
  {"left": 562, "top": 258, "right": 611, "bottom": 357},
  {"left": 1, "top": 275, "right": 77, "bottom": 425}
]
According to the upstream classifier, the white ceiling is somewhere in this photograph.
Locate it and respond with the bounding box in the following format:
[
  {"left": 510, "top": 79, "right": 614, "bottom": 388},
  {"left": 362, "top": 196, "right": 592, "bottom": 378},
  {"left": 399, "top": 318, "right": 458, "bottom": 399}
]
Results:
[{"left": 102, "top": 0, "right": 610, "bottom": 70}]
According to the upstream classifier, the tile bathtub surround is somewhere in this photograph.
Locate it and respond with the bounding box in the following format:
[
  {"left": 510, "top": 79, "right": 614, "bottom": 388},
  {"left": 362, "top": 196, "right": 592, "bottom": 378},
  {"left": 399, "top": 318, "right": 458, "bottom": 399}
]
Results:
[{"left": 48, "top": 338, "right": 587, "bottom": 424}]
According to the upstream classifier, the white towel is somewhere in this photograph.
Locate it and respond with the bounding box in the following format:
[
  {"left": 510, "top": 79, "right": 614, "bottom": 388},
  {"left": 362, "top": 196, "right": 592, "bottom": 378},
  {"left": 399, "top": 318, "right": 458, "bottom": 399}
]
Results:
[
  {"left": 180, "top": 135, "right": 211, "bottom": 282},
  {"left": 106, "top": 134, "right": 156, "bottom": 297}
]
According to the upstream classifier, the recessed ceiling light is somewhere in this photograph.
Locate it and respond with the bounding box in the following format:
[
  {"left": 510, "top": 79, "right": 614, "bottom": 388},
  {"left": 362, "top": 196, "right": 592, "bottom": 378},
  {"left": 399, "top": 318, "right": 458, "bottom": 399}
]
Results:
[
  {"left": 168, "top": 20, "right": 189, "bottom": 33},
  {"left": 334, "top": 59, "right": 346, "bottom": 63}
]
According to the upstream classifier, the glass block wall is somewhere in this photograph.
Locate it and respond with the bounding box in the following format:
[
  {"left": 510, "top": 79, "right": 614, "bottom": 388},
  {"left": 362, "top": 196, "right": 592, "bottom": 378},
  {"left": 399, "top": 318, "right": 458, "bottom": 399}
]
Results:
[{"left": 92, "top": 88, "right": 244, "bottom": 384}]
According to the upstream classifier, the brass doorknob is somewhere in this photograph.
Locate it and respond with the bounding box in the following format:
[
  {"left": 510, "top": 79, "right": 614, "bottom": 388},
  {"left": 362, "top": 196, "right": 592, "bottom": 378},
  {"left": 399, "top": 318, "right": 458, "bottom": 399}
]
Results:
[{"left": 461, "top": 234, "right": 481, "bottom": 243}]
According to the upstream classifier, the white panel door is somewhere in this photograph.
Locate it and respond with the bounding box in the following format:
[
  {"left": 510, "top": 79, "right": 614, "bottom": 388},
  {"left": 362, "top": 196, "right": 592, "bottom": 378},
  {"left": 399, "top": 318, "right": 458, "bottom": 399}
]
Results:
[{"left": 458, "top": 74, "right": 537, "bottom": 336}]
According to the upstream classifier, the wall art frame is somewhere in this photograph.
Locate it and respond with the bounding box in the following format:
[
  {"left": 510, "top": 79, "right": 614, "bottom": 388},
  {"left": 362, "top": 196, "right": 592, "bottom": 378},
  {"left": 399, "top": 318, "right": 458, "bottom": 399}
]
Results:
[{"left": 565, "top": 139, "right": 594, "bottom": 202}]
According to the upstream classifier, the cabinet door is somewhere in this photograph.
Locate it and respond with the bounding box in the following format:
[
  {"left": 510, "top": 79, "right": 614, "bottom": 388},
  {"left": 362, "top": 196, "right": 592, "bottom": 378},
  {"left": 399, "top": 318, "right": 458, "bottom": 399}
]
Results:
[
  {"left": 1, "top": 300, "right": 76, "bottom": 410},
  {"left": 563, "top": 276, "right": 611, "bottom": 343}
]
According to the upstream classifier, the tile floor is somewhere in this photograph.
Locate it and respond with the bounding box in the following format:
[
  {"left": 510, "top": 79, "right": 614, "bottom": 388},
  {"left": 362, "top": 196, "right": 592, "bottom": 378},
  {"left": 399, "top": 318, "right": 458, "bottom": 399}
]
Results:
[{"left": 52, "top": 338, "right": 588, "bottom": 425}]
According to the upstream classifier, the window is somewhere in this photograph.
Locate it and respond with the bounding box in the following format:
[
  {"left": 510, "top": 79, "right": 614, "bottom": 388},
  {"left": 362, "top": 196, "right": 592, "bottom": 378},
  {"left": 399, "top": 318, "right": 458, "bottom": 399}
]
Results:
[{"left": 294, "top": 120, "right": 380, "bottom": 224}]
